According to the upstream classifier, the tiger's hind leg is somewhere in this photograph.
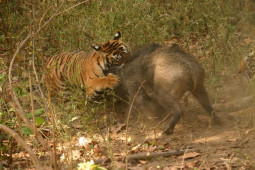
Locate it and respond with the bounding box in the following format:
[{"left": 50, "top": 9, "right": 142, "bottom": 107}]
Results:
[{"left": 86, "top": 73, "right": 119, "bottom": 98}]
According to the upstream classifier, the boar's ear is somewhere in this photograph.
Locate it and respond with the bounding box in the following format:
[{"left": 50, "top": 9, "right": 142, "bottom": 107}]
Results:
[
  {"left": 113, "top": 31, "right": 121, "bottom": 41},
  {"left": 91, "top": 45, "right": 101, "bottom": 51}
]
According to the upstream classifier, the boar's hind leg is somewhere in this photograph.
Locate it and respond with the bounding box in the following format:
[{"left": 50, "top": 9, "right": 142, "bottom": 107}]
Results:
[
  {"left": 191, "top": 83, "right": 221, "bottom": 124},
  {"left": 191, "top": 83, "right": 213, "bottom": 114}
]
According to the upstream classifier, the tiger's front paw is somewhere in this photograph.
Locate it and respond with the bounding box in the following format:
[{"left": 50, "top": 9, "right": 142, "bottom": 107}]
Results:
[
  {"left": 86, "top": 88, "right": 97, "bottom": 99},
  {"left": 105, "top": 73, "right": 119, "bottom": 89}
]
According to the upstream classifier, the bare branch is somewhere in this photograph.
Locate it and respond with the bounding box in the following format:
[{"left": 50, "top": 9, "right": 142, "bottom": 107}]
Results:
[
  {"left": 8, "top": 1, "right": 63, "bottom": 88},
  {"left": 7, "top": 1, "right": 64, "bottom": 151},
  {"left": 0, "top": 124, "right": 46, "bottom": 169},
  {"left": 125, "top": 80, "right": 146, "bottom": 169},
  {"left": 9, "top": 90, "right": 50, "bottom": 149},
  {"left": 39, "top": 5, "right": 52, "bottom": 29},
  {"left": 29, "top": 71, "right": 37, "bottom": 136},
  {"left": 47, "top": 87, "right": 58, "bottom": 170},
  {"left": 152, "top": 111, "right": 172, "bottom": 141},
  {"left": 6, "top": 0, "right": 91, "bottom": 166},
  {"left": 55, "top": 0, "right": 90, "bottom": 17}
]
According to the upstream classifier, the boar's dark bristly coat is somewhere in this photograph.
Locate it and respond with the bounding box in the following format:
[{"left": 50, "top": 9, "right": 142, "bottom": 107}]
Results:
[{"left": 119, "top": 43, "right": 220, "bottom": 135}]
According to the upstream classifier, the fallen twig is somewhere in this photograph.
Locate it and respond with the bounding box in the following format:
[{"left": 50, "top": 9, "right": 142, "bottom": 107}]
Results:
[
  {"left": 121, "top": 149, "right": 194, "bottom": 162},
  {"left": 94, "top": 149, "right": 194, "bottom": 165}
]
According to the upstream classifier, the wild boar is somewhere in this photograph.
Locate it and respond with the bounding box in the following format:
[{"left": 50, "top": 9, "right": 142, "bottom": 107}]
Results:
[{"left": 117, "top": 43, "right": 221, "bottom": 134}]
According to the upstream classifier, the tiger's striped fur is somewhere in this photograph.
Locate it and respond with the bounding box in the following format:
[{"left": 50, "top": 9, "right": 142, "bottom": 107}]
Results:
[{"left": 45, "top": 31, "right": 130, "bottom": 98}]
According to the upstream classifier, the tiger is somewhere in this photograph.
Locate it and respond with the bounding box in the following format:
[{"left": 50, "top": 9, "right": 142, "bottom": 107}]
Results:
[
  {"left": 45, "top": 31, "right": 130, "bottom": 98},
  {"left": 238, "top": 49, "right": 255, "bottom": 79}
]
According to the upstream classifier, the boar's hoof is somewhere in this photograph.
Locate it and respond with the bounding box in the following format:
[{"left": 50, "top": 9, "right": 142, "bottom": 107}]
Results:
[
  {"left": 212, "top": 116, "right": 222, "bottom": 125},
  {"left": 163, "top": 128, "right": 174, "bottom": 135}
]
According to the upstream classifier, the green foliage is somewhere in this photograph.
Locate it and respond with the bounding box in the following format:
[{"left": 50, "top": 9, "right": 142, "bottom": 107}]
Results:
[
  {"left": 26, "top": 108, "right": 45, "bottom": 118},
  {"left": 14, "top": 86, "right": 28, "bottom": 97},
  {"left": 34, "top": 117, "right": 46, "bottom": 126},
  {"left": 21, "top": 126, "right": 33, "bottom": 136}
]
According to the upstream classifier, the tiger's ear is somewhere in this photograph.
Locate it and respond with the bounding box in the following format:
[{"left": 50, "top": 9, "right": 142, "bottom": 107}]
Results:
[
  {"left": 92, "top": 45, "right": 101, "bottom": 51},
  {"left": 113, "top": 31, "right": 121, "bottom": 41}
]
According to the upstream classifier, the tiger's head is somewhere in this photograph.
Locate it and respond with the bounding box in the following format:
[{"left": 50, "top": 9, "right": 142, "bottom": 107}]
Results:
[{"left": 92, "top": 31, "right": 131, "bottom": 67}]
